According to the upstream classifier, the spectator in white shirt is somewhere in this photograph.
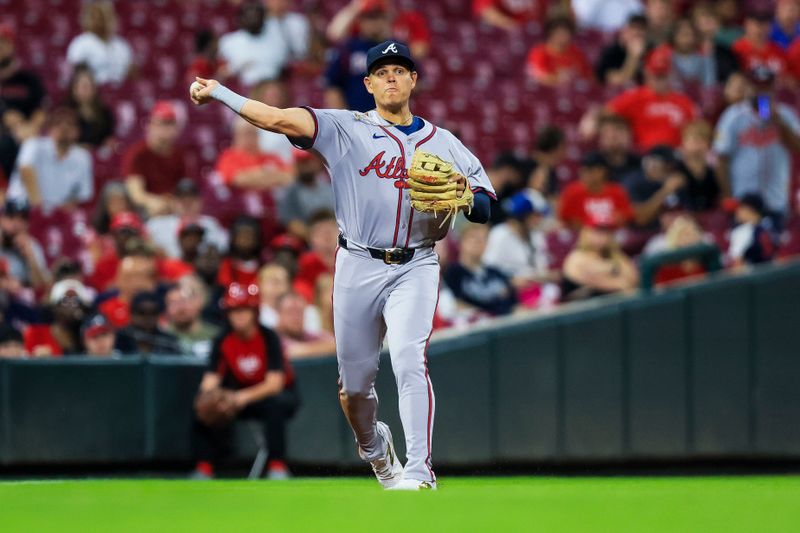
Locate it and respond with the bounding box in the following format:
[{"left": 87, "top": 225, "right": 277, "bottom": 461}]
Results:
[
  {"left": 8, "top": 107, "right": 93, "bottom": 210},
  {"left": 264, "top": 0, "right": 310, "bottom": 61},
  {"left": 572, "top": 0, "right": 644, "bottom": 33},
  {"left": 218, "top": 1, "right": 291, "bottom": 88},
  {"left": 483, "top": 190, "right": 559, "bottom": 301},
  {"left": 66, "top": 1, "right": 132, "bottom": 86}
]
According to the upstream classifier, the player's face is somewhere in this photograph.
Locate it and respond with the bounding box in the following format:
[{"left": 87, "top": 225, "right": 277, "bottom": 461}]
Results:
[{"left": 365, "top": 64, "right": 417, "bottom": 111}]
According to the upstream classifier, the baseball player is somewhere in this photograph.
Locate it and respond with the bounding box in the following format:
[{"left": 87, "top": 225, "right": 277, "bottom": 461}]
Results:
[{"left": 191, "top": 41, "right": 495, "bottom": 490}]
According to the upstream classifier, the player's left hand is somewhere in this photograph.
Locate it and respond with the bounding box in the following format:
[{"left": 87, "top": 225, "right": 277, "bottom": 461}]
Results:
[{"left": 450, "top": 173, "right": 467, "bottom": 198}]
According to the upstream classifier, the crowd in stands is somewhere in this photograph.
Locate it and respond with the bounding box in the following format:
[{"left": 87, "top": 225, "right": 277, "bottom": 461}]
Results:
[{"left": 0, "top": 0, "right": 800, "bottom": 361}]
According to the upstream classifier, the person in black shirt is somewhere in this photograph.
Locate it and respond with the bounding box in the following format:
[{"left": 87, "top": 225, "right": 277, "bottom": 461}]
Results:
[
  {"left": 119, "top": 291, "right": 183, "bottom": 355},
  {"left": 624, "top": 145, "right": 687, "bottom": 229},
  {"left": 597, "top": 115, "right": 641, "bottom": 181},
  {"left": 517, "top": 125, "right": 567, "bottom": 199},
  {"left": 192, "top": 282, "right": 298, "bottom": 480},
  {"left": 64, "top": 65, "right": 115, "bottom": 148},
  {"left": 0, "top": 24, "right": 47, "bottom": 181},
  {"left": 444, "top": 224, "right": 516, "bottom": 316},
  {"left": 675, "top": 120, "right": 721, "bottom": 211},
  {"left": 595, "top": 15, "right": 650, "bottom": 87}
]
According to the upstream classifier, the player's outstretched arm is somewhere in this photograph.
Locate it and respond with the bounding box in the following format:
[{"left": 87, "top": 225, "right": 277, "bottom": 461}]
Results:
[{"left": 190, "top": 77, "right": 315, "bottom": 139}]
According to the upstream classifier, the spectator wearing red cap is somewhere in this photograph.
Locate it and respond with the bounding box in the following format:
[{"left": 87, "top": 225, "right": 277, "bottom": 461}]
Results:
[
  {"left": 276, "top": 291, "right": 335, "bottom": 359},
  {"left": 561, "top": 215, "right": 639, "bottom": 301},
  {"left": 66, "top": 1, "right": 132, "bottom": 86},
  {"left": 771, "top": 0, "right": 800, "bottom": 49},
  {"left": 278, "top": 150, "right": 334, "bottom": 240},
  {"left": 526, "top": 16, "right": 593, "bottom": 87},
  {"left": 146, "top": 178, "right": 228, "bottom": 260},
  {"left": 24, "top": 279, "right": 93, "bottom": 357},
  {"left": 122, "top": 100, "right": 188, "bottom": 217},
  {"left": 193, "top": 282, "right": 298, "bottom": 480},
  {"left": 473, "top": 0, "right": 545, "bottom": 32},
  {"left": 96, "top": 239, "right": 159, "bottom": 328},
  {"left": 732, "top": 11, "right": 788, "bottom": 77},
  {"left": 584, "top": 46, "right": 698, "bottom": 151},
  {"left": 327, "top": 0, "right": 431, "bottom": 60},
  {"left": 81, "top": 312, "right": 135, "bottom": 357},
  {"left": 0, "top": 21, "right": 47, "bottom": 174},
  {"left": 7, "top": 107, "right": 93, "bottom": 210},
  {"left": 88, "top": 211, "right": 146, "bottom": 291},
  {"left": 292, "top": 210, "right": 338, "bottom": 303},
  {"left": 559, "top": 153, "right": 634, "bottom": 230}
]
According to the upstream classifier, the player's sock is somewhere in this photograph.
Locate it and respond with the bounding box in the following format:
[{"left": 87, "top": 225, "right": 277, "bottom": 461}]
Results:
[{"left": 195, "top": 461, "right": 214, "bottom": 476}]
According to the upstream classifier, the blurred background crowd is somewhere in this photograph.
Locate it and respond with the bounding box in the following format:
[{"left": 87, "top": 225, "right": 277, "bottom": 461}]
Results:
[{"left": 0, "top": 0, "right": 799, "bottom": 360}]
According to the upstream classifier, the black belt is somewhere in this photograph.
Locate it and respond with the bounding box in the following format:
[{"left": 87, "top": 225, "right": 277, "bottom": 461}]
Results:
[{"left": 338, "top": 235, "right": 416, "bottom": 265}]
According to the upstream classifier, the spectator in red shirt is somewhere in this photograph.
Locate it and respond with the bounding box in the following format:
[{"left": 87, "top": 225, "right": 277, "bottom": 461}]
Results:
[
  {"left": 275, "top": 291, "right": 336, "bottom": 360},
  {"left": 97, "top": 240, "right": 159, "bottom": 328},
  {"left": 583, "top": 46, "right": 697, "bottom": 151},
  {"left": 473, "top": 0, "right": 544, "bottom": 31},
  {"left": 88, "top": 211, "right": 146, "bottom": 291},
  {"left": 787, "top": 36, "right": 800, "bottom": 80},
  {"left": 192, "top": 282, "right": 298, "bottom": 480},
  {"left": 732, "top": 11, "right": 788, "bottom": 77},
  {"left": 327, "top": 0, "right": 431, "bottom": 59},
  {"left": 526, "top": 16, "right": 593, "bottom": 87},
  {"left": 559, "top": 152, "right": 635, "bottom": 230},
  {"left": 217, "top": 215, "right": 264, "bottom": 288},
  {"left": 215, "top": 117, "right": 294, "bottom": 190},
  {"left": 24, "top": 279, "right": 93, "bottom": 357},
  {"left": 293, "top": 209, "right": 338, "bottom": 303},
  {"left": 122, "top": 101, "right": 188, "bottom": 217}
]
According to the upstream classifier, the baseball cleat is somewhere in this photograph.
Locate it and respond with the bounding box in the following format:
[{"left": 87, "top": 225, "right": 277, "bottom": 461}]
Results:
[
  {"left": 388, "top": 479, "right": 437, "bottom": 491},
  {"left": 370, "top": 421, "right": 404, "bottom": 489}
]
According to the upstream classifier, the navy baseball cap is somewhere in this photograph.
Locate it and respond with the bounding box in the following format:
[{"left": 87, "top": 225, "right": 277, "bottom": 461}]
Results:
[{"left": 366, "top": 40, "right": 415, "bottom": 74}]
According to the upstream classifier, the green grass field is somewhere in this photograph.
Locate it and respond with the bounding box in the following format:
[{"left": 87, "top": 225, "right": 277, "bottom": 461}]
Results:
[{"left": 2, "top": 476, "right": 799, "bottom": 532}]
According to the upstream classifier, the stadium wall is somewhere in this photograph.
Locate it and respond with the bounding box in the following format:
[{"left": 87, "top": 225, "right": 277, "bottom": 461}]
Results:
[{"left": 1, "top": 260, "right": 800, "bottom": 468}]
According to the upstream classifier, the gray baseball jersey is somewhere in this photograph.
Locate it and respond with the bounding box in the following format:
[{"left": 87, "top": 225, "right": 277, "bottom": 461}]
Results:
[{"left": 293, "top": 108, "right": 496, "bottom": 248}]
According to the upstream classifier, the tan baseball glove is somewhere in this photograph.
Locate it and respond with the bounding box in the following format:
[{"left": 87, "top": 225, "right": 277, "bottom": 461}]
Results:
[
  {"left": 194, "top": 388, "right": 237, "bottom": 428},
  {"left": 407, "top": 150, "right": 474, "bottom": 228}
]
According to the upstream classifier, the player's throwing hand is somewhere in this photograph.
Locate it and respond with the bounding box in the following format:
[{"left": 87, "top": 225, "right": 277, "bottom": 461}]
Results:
[{"left": 189, "top": 77, "right": 219, "bottom": 106}]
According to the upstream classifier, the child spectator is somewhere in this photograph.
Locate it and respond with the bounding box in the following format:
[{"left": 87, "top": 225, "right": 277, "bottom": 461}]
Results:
[
  {"left": 444, "top": 224, "right": 517, "bottom": 316},
  {"left": 559, "top": 152, "right": 635, "bottom": 230},
  {"left": 675, "top": 120, "right": 721, "bottom": 210},
  {"left": 728, "top": 193, "right": 778, "bottom": 268},
  {"left": 732, "top": 10, "right": 788, "bottom": 76},
  {"left": 81, "top": 312, "right": 134, "bottom": 357},
  {"left": 526, "top": 16, "right": 593, "bottom": 87},
  {"left": 64, "top": 64, "right": 115, "bottom": 148},
  {"left": 7, "top": 107, "right": 93, "bottom": 210},
  {"left": 275, "top": 291, "right": 336, "bottom": 360},
  {"left": 669, "top": 18, "right": 716, "bottom": 87},
  {"left": 643, "top": 212, "right": 708, "bottom": 286},
  {"left": 66, "top": 1, "right": 132, "bottom": 86},
  {"left": 193, "top": 282, "right": 298, "bottom": 480},
  {"left": 561, "top": 216, "right": 639, "bottom": 301},
  {"left": 122, "top": 101, "right": 188, "bottom": 217}
]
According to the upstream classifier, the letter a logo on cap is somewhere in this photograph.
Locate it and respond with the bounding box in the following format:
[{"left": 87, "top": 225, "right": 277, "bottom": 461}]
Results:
[{"left": 382, "top": 43, "right": 398, "bottom": 54}]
